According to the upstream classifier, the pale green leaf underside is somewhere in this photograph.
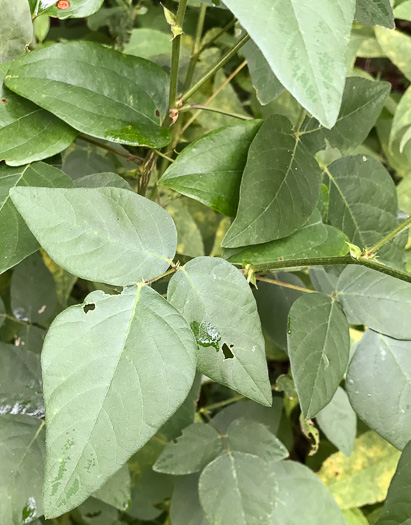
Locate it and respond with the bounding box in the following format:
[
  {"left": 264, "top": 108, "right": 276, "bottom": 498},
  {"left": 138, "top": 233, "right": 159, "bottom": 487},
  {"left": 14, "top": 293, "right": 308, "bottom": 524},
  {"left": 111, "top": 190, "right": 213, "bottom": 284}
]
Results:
[
  {"left": 223, "top": 0, "right": 356, "bottom": 128},
  {"left": 347, "top": 330, "right": 411, "bottom": 450},
  {"left": 0, "top": 162, "right": 74, "bottom": 274},
  {"left": 0, "top": 64, "right": 77, "bottom": 166},
  {"left": 159, "top": 120, "right": 262, "bottom": 217},
  {"left": 316, "top": 386, "right": 356, "bottom": 456},
  {"left": 288, "top": 293, "right": 350, "bottom": 419},
  {"left": 5, "top": 41, "right": 172, "bottom": 148},
  {"left": 93, "top": 464, "right": 131, "bottom": 511},
  {"left": 42, "top": 285, "right": 197, "bottom": 517},
  {"left": 167, "top": 257, "right": 272, "bottom": 406},
  {"left": 170, "top": 473, "right": 211, "bottom": 525},
  {"left": 0, "top": 414, "right": 45, "bottom": 525},
  {"left": 0, "top": 0, "right": 33, "bottom": 64},
  {"left": 199, "top": 452, "right": 277, "bottom": 525},
  {"left": 9, "top": 186, "right": 177, "bottom": 286},
  {"left": 223, "top": 115, "right": 322, "bottom": 248},
  {"left": 337, "top": 266, "right": 411, "bottom": 340}
]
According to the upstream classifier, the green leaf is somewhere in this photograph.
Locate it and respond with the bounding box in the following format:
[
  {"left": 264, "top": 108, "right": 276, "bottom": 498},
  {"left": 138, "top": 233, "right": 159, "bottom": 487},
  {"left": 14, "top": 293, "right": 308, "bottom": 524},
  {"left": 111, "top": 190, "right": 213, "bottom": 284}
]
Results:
[
  {"left": 301, "top": 78, "right": 390, "bottom": 154},
  {"left": 42, "top": 284, "right": 197, "bottom": 517},
  {"left": 223, "top": 0, "right": 356, "bottom": 128},
  {"left": 42, "top": 252, "right": 77, "bottom": 307},
  {"left": 170, "top": 473, "right": 211, "bottom": 525},
  {"left": 199, "top": 451, "right": 277, "bottom": 525},
  {"left": 0, "top": 0, "right": 33, "bottom": 64},
  {"left": 167, "top": 257, "right": 272, "bottom": 406},
  {"left": 9, "top": 186, "right": 177, "bottom": 286},
  {"left": 38, "top": 0, "right": 104, "bottom": 19},
  {"left": 93, "top": 465, "right": 131, "bottom": 512},
  {"left": 316, "top": 387, "right": 357, "bottom": 456},
  {"left": 0, "top": 64, "right": 77, "bottom": 166},
  {"left": 128, "top": 468, "right": 174, "bottom": 521},
  {"left": 398, "top": 176, "right": 411, "bottom": 216},
  {"left": 165, "top": 200, "right": 205, "bottom": 258},
  {"left": 288, "top": 293, "right": 350, "bottom": 419},
  {"left": 269, "top": 461, "right": 346, "bottom": 525},
  {"left": 124, "top": 28, "right": 172, "bottom": 60},
  {"left": 254, "top": 272, "right": 306, "bottom": 351},
  {"left": 11, "top": 253, "right": 57, "bottom": 323},
  {"left": 318, "top": 431, "right": 401, "bottom": 509},
  {"left": 394, "top": 0, "right": 411, "bottom": 21},
  {"left": 0, "top": 342, "right": 43, "bottom": 417},
  {"left": 326, "top": 155, "right": 405, "bottom": 265},
  {"left": 153, "top": 423, "right": 222, "bottom": 475},
  {"left": 391, "top": 86, "right": 411, "bottom": 152},
  {"left": 347, "top": 330, "right": 411, "bottom": 451},
  {"left": 337, "top": 266, "right": 411, "bottom": 340},
  {"left": 222, "top": 115, "right": 322, "bottom": 247},
  {"left": 5, "top": 42, "right": 172, "bottom": 148},
  {"left": 75, "top": 172, "right": 132, "bottom": 190},
  {"left": 355, "top": 0, "right": 395, "bottom": 28},
  {"left": 375, "top": 440, "right": 411, "bottom": 525},
  {"left": 343, "top": 508, "right": 369, "bottom": 525},
  {"left": 159, "top": 120, "right": 262, "bottom": 217},
  {"left": 376, "top": 27, "right": 411, "bottom": 82},
  {"left": 0, "top": 162, "right": 74, "bottom": 274},
  {"left": 242, "top": 40, "right": 284, "bottom": 105},
  {"left": 0, "top": 296, "right": 5, "bottom": 328},
  {"left": 227, "top": 418, "right": 288, "bottom": 462},
  {"left": 0, "top": 414, "right": 45, "bottom": 525},
  {"left": 225, "top": 210, "right": 349, "bottom": 266}
]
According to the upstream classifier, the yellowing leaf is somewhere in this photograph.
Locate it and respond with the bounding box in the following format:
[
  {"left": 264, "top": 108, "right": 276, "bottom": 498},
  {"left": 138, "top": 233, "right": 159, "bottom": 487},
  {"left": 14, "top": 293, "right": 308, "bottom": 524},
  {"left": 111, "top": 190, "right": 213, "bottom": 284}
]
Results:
[{"left": 318, "top": 431, "right": 401, "bottom": 509}]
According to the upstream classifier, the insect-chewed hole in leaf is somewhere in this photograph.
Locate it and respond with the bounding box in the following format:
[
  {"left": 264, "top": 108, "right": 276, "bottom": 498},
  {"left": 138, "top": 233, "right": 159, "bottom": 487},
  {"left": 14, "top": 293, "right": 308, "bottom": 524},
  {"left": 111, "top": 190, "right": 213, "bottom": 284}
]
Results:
[
  {"left": 83, "top": 303, "right": 96, "bottom": 314},
  {"left": 222, "top": 343, "right": 234, "bottom": 360}
]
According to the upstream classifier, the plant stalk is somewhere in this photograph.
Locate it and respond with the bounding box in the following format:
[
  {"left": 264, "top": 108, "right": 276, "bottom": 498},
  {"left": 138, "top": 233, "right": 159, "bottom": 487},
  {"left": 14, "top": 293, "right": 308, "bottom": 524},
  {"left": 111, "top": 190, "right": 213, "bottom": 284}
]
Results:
[
  {"left": 168, "top": 0, "right": 189, "bottom": 112},
  {"left": 367, "top": 216, "right": 411, "bottom": 255},
  {"left": 184, "top": 3, "right": 208, "bottom": 88}
]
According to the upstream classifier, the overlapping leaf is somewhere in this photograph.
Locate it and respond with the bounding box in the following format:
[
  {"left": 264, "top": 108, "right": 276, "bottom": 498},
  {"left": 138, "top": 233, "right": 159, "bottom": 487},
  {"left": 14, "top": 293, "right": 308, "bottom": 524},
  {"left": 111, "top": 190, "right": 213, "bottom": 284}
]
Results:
[
  {"left": 222, "top": 115, "right": 322, "bottom": 247},
  {"left": 5, "top": 42, "right": 171, "bottom": 147},
  {"left": 42, "top": 285, "right": 197, "bottom": 517},
  {"left": 168, "top": 257, "right": 272, "bottom": 406},
  {"left": 34, "top": 0, "right": 104, "bottom": 19},
  {"left": 223, "top": 0, "right": 356, "bottom": 128},
  {"left": 355, "top": 0, "right": 395, "bottom": 28},
  {"left": 347, "top": 330, "right": 411, "bottom": 450},
  {"left": 0, "top": 0, "right": 33, "bottom": 64},
  {"left": 10, "top": 186, "right": 177, "bottom": 286}
]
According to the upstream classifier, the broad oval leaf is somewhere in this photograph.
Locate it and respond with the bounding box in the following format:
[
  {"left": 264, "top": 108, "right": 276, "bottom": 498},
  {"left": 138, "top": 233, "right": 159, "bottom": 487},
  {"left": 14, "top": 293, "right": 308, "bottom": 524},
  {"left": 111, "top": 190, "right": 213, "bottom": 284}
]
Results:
[
  {"left": 375, "top": 440, "right": 411, "bottom": 525},
  {"left": 316, "top": 387, "right": 357, "bottom": 456},
  {"left": 337, "top": 266, "right": 411, "bottom": 340},
  {"left": 288, "top": 293, "right": 350, "bottom": 419},
  {"left": 355, "top": 0, "right": 395, "bottom": 28},
  {"left": 391, "top": 86, "right": 411, "bottom": 152},
  {"left": 159, "top": 120, "right": 262, "bottom": 217},
  {"left": 0, "top": 64, "right": 77, "bottom": 167},
  {"left": 37, "top": 0, "right": 104, "bottom": 19},
  {"left": 9, "top": 186, "right": 177, "bottom": 286},
  {"left": 318, "top": 431, "right": 401, "bottom": 509},
  {"left": 0, "top": 342, "right": 44, "bottom": 418},
  {"left": 227, "top": 418, "right": 288, "bottom": 463},
  {"left": 0, "top": 414, "right": 45, "bottom": 525},
  {"left": 269, "top": 461, "right": 346, "bottom": 525},
  {"left": 93, "top": 465, "right": 131, "bottom": 512},
  {"left": 199, "top": 451, "right": 277, "bottom": 525},
  {"left": 222, "top": 115, "right": 322, "bottom": 248},
  {"left": 326, "top": 155, "right": 406, "bottom": 266},
  {"left": 5, "top": 42, "right": 172, "bottom": 148},
  {"left": 223, "top": 0, "right": 356, "bottom": 128},
  {"left": 394, "top": 0, "right": 411, "bottom": 21},
  {"left": 0, "top": 0, "right": 33, "bottom": 64},
  {"left": 42, "top": 284, "right": 197, "bottom": 517},
  {"left": 376, "top": 27, "right": 411, "bottom": 82},
  {"left": 347, "top": 330, "right": 411, "bottom": 450},
  {"left": 225, "top": 210, "right": 348, "bottom": 266},
  {"left": 0, "top": 162, "right": 74, "bottom": 274},
  {"left": 170, "top": 473, "right": 211, "bottom": 525},
  {"left": 153, "top": 423, "right": 222, "bottom": 475},
  {"left": 75, "top": 172, "right": 132, "bottom": 190},
  {"left": 167, "top": 257, "right": 272, "bottom": 406}
]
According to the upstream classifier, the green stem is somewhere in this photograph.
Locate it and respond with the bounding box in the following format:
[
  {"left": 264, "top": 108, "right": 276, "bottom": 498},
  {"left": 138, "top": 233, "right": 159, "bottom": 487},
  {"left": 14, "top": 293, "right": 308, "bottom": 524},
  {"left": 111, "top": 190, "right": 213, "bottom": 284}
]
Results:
[
  {"left": 185, "top": 3, "right": 208, "bottom": 88},
  {"left": 256, "top": 276, "right": 316, "bottom": 294},
  {"left": 181, "top": 104, "right": 252, "bottom": 120},
  {"left": 168, "top": 0, "right": 189, "bottom": 112},
  {"left": 368, "top": 216, "right": 411, "bottom": 255},
  {"left": 78, "top": 134, "right": 144, "bottom": 163},
  {"left": 180, "top": 34, "right": 250, "bottom": 103},
  {"left": 201, "top": 395, "right": 245, "bottom": 412},
  {"left": 250, "top": 256, "right": 411, "bottom": 285},
  {"left": 144, "top": 266, "right": 178, "bottom": 285}
]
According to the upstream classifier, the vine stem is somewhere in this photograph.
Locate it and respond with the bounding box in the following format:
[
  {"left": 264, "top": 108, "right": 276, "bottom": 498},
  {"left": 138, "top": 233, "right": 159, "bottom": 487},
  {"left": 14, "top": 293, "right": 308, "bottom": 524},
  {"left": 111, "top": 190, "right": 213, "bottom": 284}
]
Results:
[
  {"left": 200, "top": 395, "right": 245, "bottom": 412},
  {"left": 185, "top": 3, "right": 208, "bottom": 88},
  {"left": 144, "top": 266, "right": 178, "bottom": 286},
  {"left": 78, "top": 134, "right": 144, "bottom": 163},
  {"left": 181, "top": 104, "right": 252, "bottom": 120},
  {"left": 367, "top": 216, "right": 411, "bottom": 255},
  {"left": 180, "top": 34, "right": 250, "bottom": 104},
  {"left": 168, "top": 0, "right": 189, "bottom": 112},
  {"left": 250, "top": 255, "right": 411, "bottom": 285},
  {"left": 255, "top": 276, "right": 316, "bottom": 294}
]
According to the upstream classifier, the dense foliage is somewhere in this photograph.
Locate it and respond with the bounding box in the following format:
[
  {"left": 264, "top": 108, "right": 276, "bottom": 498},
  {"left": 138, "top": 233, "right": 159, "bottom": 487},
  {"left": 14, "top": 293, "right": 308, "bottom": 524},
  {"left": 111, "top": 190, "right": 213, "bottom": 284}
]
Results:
[{"left": 1, "top": 0, "right": 411, "bottom": 524}]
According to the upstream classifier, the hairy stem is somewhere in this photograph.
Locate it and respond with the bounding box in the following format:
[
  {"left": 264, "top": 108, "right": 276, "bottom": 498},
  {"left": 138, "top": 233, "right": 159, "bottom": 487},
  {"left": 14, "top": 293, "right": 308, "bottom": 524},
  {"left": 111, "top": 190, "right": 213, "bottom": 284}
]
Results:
[
  {"left": 185, "top": 3, "right": 208, "bottom": 88},
  {"left": 78, "top": 134, "right": 144, "bottom": 163},
  {"left": 181, "top": 104, "right": 252, "bottom": 120},
  {"left": 368, "top": 216, "right": 411, "bottom": 255},
  {"left": 168, "top": 0, "right": 189, "bottom": 112},
  {"left": 255, "top": 276, "right": 316, "bottom": 293}
]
